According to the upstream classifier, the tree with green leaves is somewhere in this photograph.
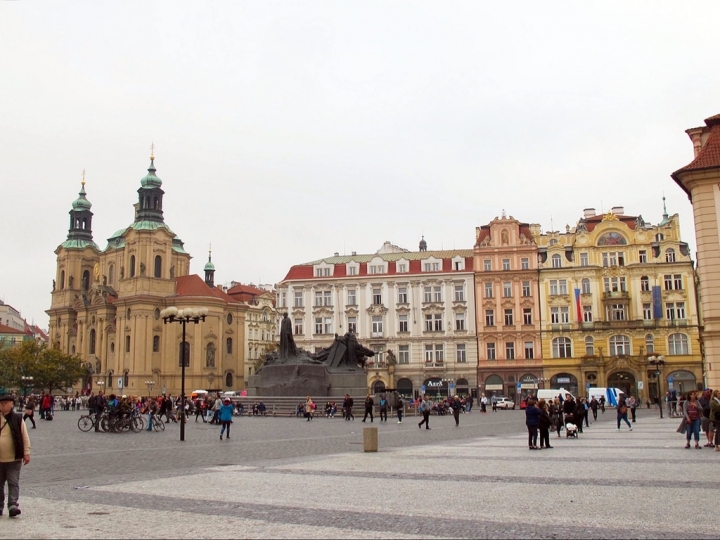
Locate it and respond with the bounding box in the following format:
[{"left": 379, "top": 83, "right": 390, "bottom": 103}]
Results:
[{"left": 0, "top": 340, "right": 85, "bottom": 394}]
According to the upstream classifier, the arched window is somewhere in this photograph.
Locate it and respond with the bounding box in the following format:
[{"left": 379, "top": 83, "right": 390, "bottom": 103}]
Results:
[
  {"left": 154, "top": 255, "right": 162, "bottom": 278},
  {"left": 585, "top": 336, "right": 594, "bottom": 355},
  {"left": 108, "top": 264, "right": 114, "bottom": 285},
  {"left": 640, "top": 276, "right": 649, "bottom": 292},
  {"left": 123, "top": 370, "right": 129, "bottom": 388},
  {"left": 89, "top": 329, "right": 96, "bottom": 355},
  {"left": 82, "top": 270, "right": 90, "bottom": 291},
  {"left": 206, "top": 343, "right": 216, "bottom": 368},
  {"left": 645, "top": 334, "right": 655, "bottom": 354},
  {"left": 60, "top": 270, "right": 65, "bottom": 290},
  {"left": 110, "top": 341, "right": 115, "bottom": 353},
  {"left": 666, "top": 248, "right": 676, "bottom": 263},
  {"left": 668, "top": 333, "right": 689, "bottom": 355},
  {"left": 581, "top": 278, "right": 591, "bottom": 294},
  {"left": 125, "top": 335, "right": 131, "bottom": 353},
  {"left": 552, "top": 337, "right": 572, "bottom": 358},
  {"left": 179, "top": 342, "right": 190, "bottom": 367},
  {"left": 226, "top": 313, "right": 233, "bottom": 325},
  {"left": 153, "top": 335, "right": 160, "bottom": 353},
  {"left": 107, "top": 370, "right": 114, "bottom": 389},
  {"left": 130, "top": 255, "right": 136, "bottom": 277},
  {"left": 372, "top": 380, "right": 386, "bottom": 394},
  {"left": 609, "top": 335, "right": 631, "bottom": 356},
  {"left": 656, "top": 233, "right": 664, "bottom": 242},
  {"left": 226, "top": 338, "right": 233, "bottom": 354},
  {"left": 225, "top": 372, "right": 233, "bottom": 388},
  {"left": 551, "top": 254, "right": 562, "bottom": 268},
  {"left": 153, "top": 196, "right": 159, "bottom": 209}
]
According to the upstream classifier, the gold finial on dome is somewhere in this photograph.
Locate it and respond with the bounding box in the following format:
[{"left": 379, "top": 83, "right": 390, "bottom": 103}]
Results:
[
  {"left": 150, "top": 142, "right": 155, "bottom": 161},
  {"left": 81, "top": 169, "right": 86, "bottom": 188}
]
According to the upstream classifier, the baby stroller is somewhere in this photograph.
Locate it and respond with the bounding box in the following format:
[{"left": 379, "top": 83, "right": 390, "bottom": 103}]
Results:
[{"left": 565, "top": 413, "right": 579, "bottom": 438}]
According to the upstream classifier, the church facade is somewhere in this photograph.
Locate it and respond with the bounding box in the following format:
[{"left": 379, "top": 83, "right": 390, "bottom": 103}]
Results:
[{"left": 46, "top": 157, "right": 248, "bottom": 396}]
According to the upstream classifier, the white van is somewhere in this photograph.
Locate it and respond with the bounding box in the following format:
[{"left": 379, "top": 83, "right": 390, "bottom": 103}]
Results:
[
  {"left": 536, "top": 388, "right": 575, "bottom": 402},
  {"left": 587, "top": 387, "right": 625, "bottom": 405}
]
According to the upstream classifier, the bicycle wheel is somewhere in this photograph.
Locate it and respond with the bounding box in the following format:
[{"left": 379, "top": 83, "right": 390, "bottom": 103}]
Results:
[
  {"left": 130, "top": 416, "right": 144, "bottom": 433},
  {"left": 153, "top": 417, "right": 165, "bottom": 432},
  {"left": 77, "top": 415, "right": 94, "bottom": 432},
  {"left": 100, "top": 415, "right": 110, "bottom": 432}
]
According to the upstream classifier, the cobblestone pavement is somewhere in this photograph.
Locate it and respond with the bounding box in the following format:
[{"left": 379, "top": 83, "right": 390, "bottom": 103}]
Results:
[{"left": 3, "top": 408, "right": 717, "bottom": 538}]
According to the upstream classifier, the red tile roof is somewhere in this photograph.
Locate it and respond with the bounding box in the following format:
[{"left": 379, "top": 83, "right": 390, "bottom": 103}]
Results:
[
  {"left": 226, "top": 283, "right": 273, "bottom": 304},
  {"left": 175, "top": 275, "right": 240, "bottom": 304},
  {"left": 672, "top": 116, "right": 720, "bottom": 195},
  {"left": 281, "top": 256, "right": 474, "bottom": 281},
  {"left": 0, "top": 323, "right": 26, "bottom": 334}
]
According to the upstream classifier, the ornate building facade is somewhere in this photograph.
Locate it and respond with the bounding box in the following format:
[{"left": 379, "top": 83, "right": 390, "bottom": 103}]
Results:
[
  {"left": 672, "top": 113, "right": 720, "bottom": 390},
  {"left": 46, "top": 158, "right": 248, "bottom": 395},
  {"left": 534, "top": 206, "right": 702, "bottom": 399},
  {"left": 474, "top": 216, "right": 542, "bottom": 402},
  {"left": 276, "top": 241, "right": 477, "bottom": 398}
]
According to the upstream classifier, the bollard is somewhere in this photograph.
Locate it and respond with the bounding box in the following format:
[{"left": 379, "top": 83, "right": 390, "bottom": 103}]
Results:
[{"left": 363, "top": 426, "right": 378, "bottom": 452}]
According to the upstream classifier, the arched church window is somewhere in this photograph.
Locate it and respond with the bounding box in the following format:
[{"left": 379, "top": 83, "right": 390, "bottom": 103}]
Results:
[
  {"left": 123, "top": 370, "right": 129, "bottom": 388},
  {"left": 153, "top": 197, "right": 159, "bottom": 209},
  {"left": 225, "top": 372, "right": 233, "bottom": 388},
  {"left": 154, "top": 256, "right": 162, "bottom": 278},
  {"left": 108, "top": 264, "right": 114, "bottom": 285},
  {"left": 60, "top": 270, "right": 65, "bottom": 290},
  {"left": 89, "top": 329, "right": 96, "bottom": 355},
  {"left": 130, "top": 255, "right": 136, "bottom": 278},
  {"left": 82, "top": 270, "right": 90, "bottom": 291},
  {"left": 206, "top": 343, "right": 216, "bottom": 368}
]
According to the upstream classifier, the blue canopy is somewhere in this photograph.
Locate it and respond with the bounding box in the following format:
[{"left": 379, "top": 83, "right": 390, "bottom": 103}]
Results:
[{"left": 606, "top": 388, "right": 618, "bottom": 407}]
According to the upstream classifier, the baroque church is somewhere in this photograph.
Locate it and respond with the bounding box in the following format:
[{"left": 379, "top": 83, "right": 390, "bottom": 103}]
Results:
[{"left": 47, "top": 155, "right": 249, "bottom": 396}]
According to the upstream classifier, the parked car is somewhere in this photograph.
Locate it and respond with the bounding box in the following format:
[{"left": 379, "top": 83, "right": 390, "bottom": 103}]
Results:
[{"left": 495, "top": 397, "right": 515, "bottom": 410}]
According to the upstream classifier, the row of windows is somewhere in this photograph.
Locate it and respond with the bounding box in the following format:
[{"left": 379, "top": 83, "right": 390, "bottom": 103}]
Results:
[
  {"left": 296, "top": 313, "right": 468, "bottom": 336},
  {"left": 548, "top": 333, "right": 690, "bottom": 358},
  {"left": 483, "top": 258, "right": 531, "bottom": 271},
  {"left": 314, "top": 260, "right": 466, "bottom": 278},
  {"left": 485, "top": 308, "right": 533, "bottom": 327},
  {"left": 485, "top": 341, "right": 535, "bottom": 360},
  {"left": 292, "top": 285, "right": 468, "bottom": 308},
  {"left": 543, "top": 248, "right": 676, "bottom": 269},
  {"left": 484, "top": 281, "right": 532, "bottom": 298}
]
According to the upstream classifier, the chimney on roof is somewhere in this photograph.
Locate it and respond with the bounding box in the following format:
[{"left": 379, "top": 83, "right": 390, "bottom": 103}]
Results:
[
  {"left": 583, "top": 208, "right": 596, "bottom": 218},
  {"left": 611, "top": 206, "right": 624, "bottom": 215},
  {"left": 334, "top": 252, "right": 339, "bottom": 257},
  {"left": 351, "top": 251, "right": 356, "bottom": 256}
]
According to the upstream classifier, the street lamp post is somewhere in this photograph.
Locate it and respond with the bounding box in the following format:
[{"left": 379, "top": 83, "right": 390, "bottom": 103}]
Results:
[
  {"left": 20, "top": 376, "right": 33, "bottom": 401},
  {"left": 145, "top": 380, "right": 155, "bottom": 396},
  {"left": 161, "top": 306, "right": 208, "bottom": 442},
  {"left": 648, "top": 355, "right": 665, "bottom": 419}
]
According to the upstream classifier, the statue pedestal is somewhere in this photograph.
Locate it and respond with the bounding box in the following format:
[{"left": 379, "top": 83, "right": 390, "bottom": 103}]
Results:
[{"left": 247, "top": 364, "right": 368, "bottom": 397}]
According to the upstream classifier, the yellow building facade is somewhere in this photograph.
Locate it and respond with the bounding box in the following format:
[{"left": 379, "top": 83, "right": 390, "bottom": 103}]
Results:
[
  {"left": 46, "top": 159, "right": 248, "bottom": 396},
  {"left": 534, "top": 206, "right": 702, "bottom": 400}
]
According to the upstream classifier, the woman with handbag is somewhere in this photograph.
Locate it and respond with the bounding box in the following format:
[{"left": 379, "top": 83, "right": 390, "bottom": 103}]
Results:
[
  {"left": 617, "top": 397, "right": 633, "bottom": 432},
  {"left": 683, "top": 391, "right": 703, "bottom": 449}
]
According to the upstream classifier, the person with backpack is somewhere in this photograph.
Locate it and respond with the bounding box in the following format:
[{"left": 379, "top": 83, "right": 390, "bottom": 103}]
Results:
[{"left": 379, "top": 395, "right": 388, "bottom": 422}]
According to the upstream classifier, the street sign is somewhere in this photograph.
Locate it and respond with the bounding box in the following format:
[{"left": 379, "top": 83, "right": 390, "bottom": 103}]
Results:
[
  {"left": 421, "top": 385, "right": 426, "bottom": 394},
  {"left": 586, "top": 383, "right": 591, "bottom": 389},
  {"left": 449, "top": 382, "right": 455, "bottom": 389},
  {"left": 637, "top": 381, "right": 644, "bottom": 390},
  {"left": 668, "top": 377, "right": 674, "bottom": 383},
  {"left": 517, "top": 382, "right": 522, "bottom": 390}
]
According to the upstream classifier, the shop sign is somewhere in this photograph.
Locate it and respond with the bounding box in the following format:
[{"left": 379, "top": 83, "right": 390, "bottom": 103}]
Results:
[
  {"left": 520, "top": 383, "right": 537, "bottom": 389},
  {"left": 557, "top": 377, "right": 570, "bottom": 383},
  {"left": 486, "top": 384, "right": 504, "bottom": 391}
]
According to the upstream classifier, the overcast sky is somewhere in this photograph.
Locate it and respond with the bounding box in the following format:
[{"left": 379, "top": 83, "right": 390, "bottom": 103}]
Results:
[{"left": 2, "top": 1, "right": 719, "bottom": 328}]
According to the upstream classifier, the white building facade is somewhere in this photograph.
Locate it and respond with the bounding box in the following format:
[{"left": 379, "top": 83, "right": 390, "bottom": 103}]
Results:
[{"left": 276, "top": 242, "right": 478, "bottom": 398}]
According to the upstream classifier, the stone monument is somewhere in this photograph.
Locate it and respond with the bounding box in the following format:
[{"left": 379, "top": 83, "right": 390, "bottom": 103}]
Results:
[{"left": 246, "top": 314, "right": 373, "bottom": 397}]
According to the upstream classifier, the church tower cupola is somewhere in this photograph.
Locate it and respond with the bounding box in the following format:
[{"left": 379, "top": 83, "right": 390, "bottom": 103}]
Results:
[
  {"left": 63, "top": 170, "right": 98, "bottom": 249},
  {"left": 419, "top": 235, "right": 427, "bottom": 252},
  {"left": 135, "top": 144, "right": 165, "bottom": 224},
  {"left": 204, "top": 246, "right": 215, "bottom": 287}
]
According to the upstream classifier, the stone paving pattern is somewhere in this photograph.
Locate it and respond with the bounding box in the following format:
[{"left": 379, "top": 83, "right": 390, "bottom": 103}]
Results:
[{"left": 1, "top": 408, "right": 716, "bottom": 538}]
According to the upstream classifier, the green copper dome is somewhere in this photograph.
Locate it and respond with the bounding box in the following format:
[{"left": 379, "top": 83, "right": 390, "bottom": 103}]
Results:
[
  {"left": 204, "top": 260, "right": 215, "bottom": 271},
  {"left": 72, "top": 184, "right": 92, "bottom": 210},
  {"left": 140, "top": 159, "right": 162, "bottom": 188}
]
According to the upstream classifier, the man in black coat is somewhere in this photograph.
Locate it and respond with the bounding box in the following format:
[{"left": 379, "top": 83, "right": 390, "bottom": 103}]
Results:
[{"left": 362, "top": 394, "right": 374, "bottom": 422}]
